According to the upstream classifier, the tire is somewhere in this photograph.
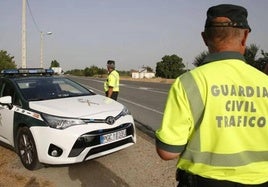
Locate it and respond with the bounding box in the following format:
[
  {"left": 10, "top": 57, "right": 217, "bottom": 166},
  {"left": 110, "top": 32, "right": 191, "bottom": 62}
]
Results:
[{"left": 17, "top": 127, "right": 42, "bottom": 170}]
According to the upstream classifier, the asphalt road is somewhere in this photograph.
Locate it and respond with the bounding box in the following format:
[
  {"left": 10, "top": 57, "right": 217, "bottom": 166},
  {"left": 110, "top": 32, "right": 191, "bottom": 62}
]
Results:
[{"left": 68, "top": 76, "right": 172, "bottom": 136}]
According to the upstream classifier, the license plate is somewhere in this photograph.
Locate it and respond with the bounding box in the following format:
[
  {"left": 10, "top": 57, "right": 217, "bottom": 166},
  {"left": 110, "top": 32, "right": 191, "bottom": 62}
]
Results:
[{"left": 100, "top": 129, "right": 126, "bottom": 144}]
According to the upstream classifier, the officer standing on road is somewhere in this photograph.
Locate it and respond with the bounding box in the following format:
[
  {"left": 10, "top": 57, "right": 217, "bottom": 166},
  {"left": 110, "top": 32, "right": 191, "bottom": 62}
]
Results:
[
  {"left": 155, "top": 4, "right": 268, "bottom": 187},
  {"left": 104, "top": 60, "right": 120, "bottom": 100}
]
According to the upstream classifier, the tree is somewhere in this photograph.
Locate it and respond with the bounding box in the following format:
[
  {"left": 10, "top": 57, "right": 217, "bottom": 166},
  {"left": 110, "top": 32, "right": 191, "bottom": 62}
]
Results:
[
  {"left": 84, "top": 65, "right": 99, "bottom": 77},
  {"left": 65, "top": 69, "right": 84, "bottom": 76},
  {"left": 193, "top": 44, "right": 268, "bottom": 71},
  {"left": 155, "top": 54, "right": 186, "bottom": 78},
  {"left": 244, "top": 44, "right": 259, "bottom": 69},
  {"left": 193, "top": 51, "right": 209, "bottom": 67},
  {"left": 255, "top": 50, "right": 268, "bottom": 72},
  {"left": 0, "top": 50, "right": 16, "bottom": 71},
  {"left": 142, "top": 65, "right": 154, "bottom": 72},
  {"left": 243, "top": 44, "right": 268, "bottom": 72},
  {"left": 50, "top": 60, "right": 60, "bottom": 68},
  {"left": 98, "top": 68, "right": 107, "bottom": 75}
]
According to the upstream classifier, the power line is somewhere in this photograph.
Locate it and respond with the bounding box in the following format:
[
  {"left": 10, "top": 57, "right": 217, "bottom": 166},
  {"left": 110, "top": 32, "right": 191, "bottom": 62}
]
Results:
[{"left": 26, "top": 0, "right": 41, "bottom": 32}]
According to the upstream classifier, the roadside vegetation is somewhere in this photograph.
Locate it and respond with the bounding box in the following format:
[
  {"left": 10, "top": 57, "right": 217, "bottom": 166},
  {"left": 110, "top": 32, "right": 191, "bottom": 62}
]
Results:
[{"left": 1, "top": 44, "right": 268, "bottom": 78}]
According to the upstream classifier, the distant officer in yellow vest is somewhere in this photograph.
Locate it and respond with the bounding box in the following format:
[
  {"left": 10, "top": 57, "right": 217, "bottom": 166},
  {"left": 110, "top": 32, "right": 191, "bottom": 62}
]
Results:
[
  {"left": 104, "top": 60, "right": 120, "bottom": 100},
  {"left": 156, "top": 4, "right": 268, "bottom": 187}
]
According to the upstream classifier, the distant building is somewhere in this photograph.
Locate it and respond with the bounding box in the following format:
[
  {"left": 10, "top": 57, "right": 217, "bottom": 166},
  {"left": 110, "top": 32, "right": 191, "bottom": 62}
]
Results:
[
  {"left": 51, "top": 67, "right": 63, "bottom": 75},
  {"left": 131, "top": 68, "right": 155, "bottom": 79}
]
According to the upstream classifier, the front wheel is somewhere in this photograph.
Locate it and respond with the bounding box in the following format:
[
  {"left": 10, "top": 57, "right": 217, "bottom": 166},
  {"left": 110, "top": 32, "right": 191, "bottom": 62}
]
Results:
[{"left": 17, "top": 127, "right": 42, "bottom": 170}]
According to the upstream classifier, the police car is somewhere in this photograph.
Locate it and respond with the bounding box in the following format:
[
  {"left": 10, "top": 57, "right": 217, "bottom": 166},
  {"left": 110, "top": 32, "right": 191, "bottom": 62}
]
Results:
[{"left": 0, "top": 68, "right": 136, "bottom": 170}]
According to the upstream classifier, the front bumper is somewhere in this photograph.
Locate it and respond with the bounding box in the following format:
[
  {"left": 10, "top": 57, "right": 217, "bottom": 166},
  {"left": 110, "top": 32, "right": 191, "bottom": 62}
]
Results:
[{"left": 30, "top": 116, "right": 136, "bottom": 165}]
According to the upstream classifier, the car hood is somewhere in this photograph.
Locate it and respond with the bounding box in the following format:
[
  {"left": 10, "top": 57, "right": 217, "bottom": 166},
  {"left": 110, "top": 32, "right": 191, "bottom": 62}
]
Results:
[{"left": 29, "top": 95, "right": 124, "bottom": 118}]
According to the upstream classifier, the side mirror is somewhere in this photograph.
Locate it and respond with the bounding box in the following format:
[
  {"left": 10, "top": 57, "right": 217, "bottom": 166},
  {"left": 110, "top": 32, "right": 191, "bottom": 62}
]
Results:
[{"left": 0, "top": 96, "right": 13, "bottom": 109}]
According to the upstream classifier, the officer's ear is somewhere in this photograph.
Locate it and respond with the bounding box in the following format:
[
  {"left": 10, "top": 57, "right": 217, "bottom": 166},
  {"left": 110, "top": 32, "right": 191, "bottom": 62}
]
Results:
[
  {"left": 201, "top": 32, "right": 208, "bottom": 46},
  {"left": 241, "top": 29, "right": 249, "bottom": 47}
]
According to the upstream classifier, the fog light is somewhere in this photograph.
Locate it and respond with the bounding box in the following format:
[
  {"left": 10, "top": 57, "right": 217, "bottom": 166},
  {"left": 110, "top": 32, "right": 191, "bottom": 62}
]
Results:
[
  {"left": 51, "top": 150, "right": 58, "bottom": 157},
  {"left": 48, "top": 144, "right": 63, "bottom": 157}
]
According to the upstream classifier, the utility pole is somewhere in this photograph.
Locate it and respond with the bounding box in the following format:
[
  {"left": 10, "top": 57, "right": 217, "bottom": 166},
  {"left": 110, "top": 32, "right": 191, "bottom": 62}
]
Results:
[
  {"left": 21, "top": 0, "right": 27, "bottom": 68},
  {"left": 40, "top": 32, "right": 44, "bottom": 68},
  {"left": 40, "top": 32, "right": 52, "bottom": 68}
]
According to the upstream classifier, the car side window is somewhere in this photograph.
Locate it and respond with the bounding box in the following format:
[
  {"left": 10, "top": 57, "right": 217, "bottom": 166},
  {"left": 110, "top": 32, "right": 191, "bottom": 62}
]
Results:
[
  {"left": 13, "top": 92, "right": 22, "bottom": 106},
  {"left": 2, "top": 82, "right": 14, "bottom": 97},
  {"left": 2, "top": 82, "right": 22, "bottom": 106},
  {"left": 0, "top": 79, "right": 4, "bottom": 97}
]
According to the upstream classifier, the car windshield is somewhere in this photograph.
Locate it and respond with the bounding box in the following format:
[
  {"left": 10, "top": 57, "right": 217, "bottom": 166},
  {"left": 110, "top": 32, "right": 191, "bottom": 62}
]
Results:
[{"left": 15, "top": 77, "right": 94, "bottom": 101}]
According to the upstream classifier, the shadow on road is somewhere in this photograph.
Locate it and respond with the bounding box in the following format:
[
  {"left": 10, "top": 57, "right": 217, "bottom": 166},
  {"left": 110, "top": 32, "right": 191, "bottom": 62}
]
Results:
[{"left": 68, "top": 160, "right": 129, "bottom": 187}]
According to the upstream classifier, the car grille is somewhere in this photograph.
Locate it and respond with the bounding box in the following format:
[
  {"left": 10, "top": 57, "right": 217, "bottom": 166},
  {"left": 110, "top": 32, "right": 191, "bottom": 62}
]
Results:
[{"left": 68, "top": 123, "right": 134, "bottom": 157}]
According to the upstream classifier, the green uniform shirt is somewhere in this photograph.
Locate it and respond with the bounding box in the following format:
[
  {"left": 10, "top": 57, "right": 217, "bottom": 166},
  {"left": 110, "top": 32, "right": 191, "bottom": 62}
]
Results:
[
  {"left": 104, "top": 70, "right": 120, "bottom": 92},
  {"left": 156, "top": 52, "right": 268, "bottom": 184}
]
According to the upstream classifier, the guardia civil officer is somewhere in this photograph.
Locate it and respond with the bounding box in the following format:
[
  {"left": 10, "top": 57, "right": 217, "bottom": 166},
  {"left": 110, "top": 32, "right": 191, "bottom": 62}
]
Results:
[
  {"left": 104, "top": 60, "right": 120, "bottom": 100},
  {"left": 155, "top": 4, "right": 268, "bottom": 187}
]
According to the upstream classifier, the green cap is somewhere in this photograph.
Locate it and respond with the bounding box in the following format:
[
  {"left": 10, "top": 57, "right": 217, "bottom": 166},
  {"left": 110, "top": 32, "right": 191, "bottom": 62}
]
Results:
[{"left": 205, "top": 4, "right": 251, "bottom": 32}]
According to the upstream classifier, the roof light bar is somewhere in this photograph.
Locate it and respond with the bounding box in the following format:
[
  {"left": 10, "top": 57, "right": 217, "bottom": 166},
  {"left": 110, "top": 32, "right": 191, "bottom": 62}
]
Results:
[
  {"left": 45, "top": 69, "right": 54, "bottom": 74},
  {"left": 19, "top": 68, "right": 46, "bottom": 74},
  {"left": 1, "top": 68, "right": 54, "bottom": 76},
  {"left": 1, "top": 69, "right": 19, "bottom": 74}
]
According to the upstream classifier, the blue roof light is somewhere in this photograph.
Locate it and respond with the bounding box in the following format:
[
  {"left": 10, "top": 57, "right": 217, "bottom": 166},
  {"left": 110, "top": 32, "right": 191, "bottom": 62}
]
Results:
[
  {"left": 1, "top": 69, "right": 19, "bottom": 74},
  {"left": 1, "top": 68, "right": 54, "bottom": 76},
  {"left": 19, "top": 68, "right": 46, "bottom": 74},
  {"left": 46, "top": 69, "right": 54, "bottom": 74}
]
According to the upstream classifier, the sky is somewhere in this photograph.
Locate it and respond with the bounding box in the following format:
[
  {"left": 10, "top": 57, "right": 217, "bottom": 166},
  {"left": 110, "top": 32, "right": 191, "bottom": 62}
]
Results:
[{"left": 1, "top": 0, "right": 268, "bottom": 72}]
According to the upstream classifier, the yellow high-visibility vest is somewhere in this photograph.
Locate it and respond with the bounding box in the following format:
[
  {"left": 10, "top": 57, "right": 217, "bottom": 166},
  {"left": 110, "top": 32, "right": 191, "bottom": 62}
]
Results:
[
  {"left": 156, "top": 52, "right": 268, "bottom": 184},
  {"left": 104, "top": 70, "right": 119, "bottom": 92}
]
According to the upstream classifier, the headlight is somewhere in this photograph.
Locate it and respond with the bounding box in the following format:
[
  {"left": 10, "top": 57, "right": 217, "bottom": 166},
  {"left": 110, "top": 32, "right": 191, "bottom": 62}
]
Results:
[
  {"left": 42, "top": 114, "right": 85, "bottom": 129},
  {"left": 120, "top": 106, "right": 131, "bottom": 116}
]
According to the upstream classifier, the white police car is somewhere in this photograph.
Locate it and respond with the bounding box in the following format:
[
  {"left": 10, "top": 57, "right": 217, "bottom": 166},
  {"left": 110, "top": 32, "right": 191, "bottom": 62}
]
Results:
[{"left": 0, "top": 68, "right": 136, "bottom": 170}]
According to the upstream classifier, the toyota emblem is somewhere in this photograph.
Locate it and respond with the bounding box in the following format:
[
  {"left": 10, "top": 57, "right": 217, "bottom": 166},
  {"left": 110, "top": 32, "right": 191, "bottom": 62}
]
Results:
[{"left": 105, "top": 116, "right": 115, "bottom": 125}]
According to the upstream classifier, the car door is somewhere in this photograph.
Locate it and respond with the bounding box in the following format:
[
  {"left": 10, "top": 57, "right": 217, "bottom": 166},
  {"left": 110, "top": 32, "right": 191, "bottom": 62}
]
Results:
[{"left": 0, "top": 80, "right": 15, "bottom": 146}]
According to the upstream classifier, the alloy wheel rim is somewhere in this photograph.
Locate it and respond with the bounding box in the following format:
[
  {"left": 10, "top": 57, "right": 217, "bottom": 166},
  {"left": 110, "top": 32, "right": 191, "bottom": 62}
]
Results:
[{"left": 19, "top": 134, "right": 34, "bottom": 165}]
